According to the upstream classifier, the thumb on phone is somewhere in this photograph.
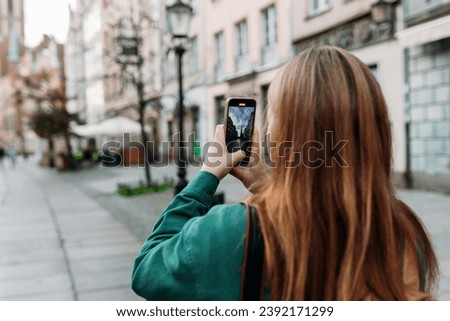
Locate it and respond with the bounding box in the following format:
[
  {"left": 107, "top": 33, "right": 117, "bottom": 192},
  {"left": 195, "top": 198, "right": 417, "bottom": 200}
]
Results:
[{"left": 229, "top": 149, "right": 245, "bottom": 167}]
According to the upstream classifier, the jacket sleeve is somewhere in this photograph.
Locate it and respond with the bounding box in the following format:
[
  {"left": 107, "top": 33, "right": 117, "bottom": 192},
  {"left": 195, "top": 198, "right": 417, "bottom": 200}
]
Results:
[{"left": 131, "top": 171, "right": 220, "bottom": 300}]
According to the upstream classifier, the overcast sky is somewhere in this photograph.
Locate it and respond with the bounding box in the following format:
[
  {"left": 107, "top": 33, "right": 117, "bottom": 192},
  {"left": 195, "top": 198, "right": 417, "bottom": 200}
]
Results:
[{"left": 24, "top": 0, "right": 77, "bottom": 47}]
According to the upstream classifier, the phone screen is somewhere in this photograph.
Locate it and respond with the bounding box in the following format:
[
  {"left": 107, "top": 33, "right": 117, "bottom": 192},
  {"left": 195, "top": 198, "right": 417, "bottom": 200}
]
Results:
[{"left": 225, "top": 101, "right": 256, "bottom": 165}]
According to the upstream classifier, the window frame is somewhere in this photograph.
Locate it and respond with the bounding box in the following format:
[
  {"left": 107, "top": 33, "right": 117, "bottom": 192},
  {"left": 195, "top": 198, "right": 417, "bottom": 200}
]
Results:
[
  {"left": 214, "top": 31, "right": 225, "bottom": 79},
  {"left": 309, "top": 0, "right": 331, "bottom": 16},
  {"left": 235, "top": 19, "right": 249, "bottom": 72},
  {"left": 261, "top": 4, "right": 277, "bottom": 48},
  {"left": 235, "top": 19, "right": 248, "bottom": 58},
  {"left": 190, "top": 35, "right": 199, "bottom": 73},
  {"left": 261, "top": 4, "right": 278, "bottom": 65}
]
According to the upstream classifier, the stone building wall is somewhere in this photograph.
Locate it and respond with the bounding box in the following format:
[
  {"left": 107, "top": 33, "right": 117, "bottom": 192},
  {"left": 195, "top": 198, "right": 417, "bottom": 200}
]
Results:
[{"left": 407, "top": 38, "right": 450, "bottom": 190}]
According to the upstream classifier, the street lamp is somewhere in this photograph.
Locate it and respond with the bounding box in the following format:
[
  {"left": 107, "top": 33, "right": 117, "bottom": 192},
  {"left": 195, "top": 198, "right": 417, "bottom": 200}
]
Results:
[{"left": 166, "top": 0, "right": 193, "bottom": 195}]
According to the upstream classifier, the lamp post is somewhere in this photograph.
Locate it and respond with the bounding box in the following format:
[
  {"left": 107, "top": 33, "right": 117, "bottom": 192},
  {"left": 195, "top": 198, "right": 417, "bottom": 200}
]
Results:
[{"left": 166, "top": 0, "right": 193, "bottom": 195}]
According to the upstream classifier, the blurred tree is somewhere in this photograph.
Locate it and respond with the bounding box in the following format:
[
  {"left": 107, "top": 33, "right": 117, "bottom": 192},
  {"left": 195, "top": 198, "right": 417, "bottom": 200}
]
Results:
[
  {"left": 15, "top": 69, "right": 76, "bottom": 168},
  {"left": 28, "top": 108, "right": 57, "bottom": 167}
]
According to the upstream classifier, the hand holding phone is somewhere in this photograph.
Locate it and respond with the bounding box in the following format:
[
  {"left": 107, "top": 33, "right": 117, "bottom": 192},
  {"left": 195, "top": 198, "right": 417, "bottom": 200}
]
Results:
[
  {"left": 224, "top": 97, "right": 257, "bottom": 166},
  {"left": 200, "top": 124, "right": 245, "bottom": 180}
]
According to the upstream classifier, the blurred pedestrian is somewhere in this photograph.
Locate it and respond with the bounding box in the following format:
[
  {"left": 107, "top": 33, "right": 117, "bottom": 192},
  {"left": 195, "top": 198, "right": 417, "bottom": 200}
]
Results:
[
  {"left": 131, "top": 46, "right": 438, "bottom": 300},
  {"left": 7, "top": 146, "right": 16, "bottom": 168},
  {"left": 0, "top": 146, "right": 5, "bottom": 167}
]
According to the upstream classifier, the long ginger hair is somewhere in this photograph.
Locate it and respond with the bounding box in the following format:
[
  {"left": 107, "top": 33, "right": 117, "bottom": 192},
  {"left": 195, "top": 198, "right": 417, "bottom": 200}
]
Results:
[{"left": 249, "top": 46, "right": 438, "bottom": 300}]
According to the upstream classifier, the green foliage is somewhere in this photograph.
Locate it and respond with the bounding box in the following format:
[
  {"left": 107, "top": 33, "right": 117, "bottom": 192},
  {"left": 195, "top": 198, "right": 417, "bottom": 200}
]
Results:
[
  {"left": 117, "top": 182, "right": 174, "bottom": 197},
  {"left": 72, "top": 151, "right": 83, "bottom": 161}
]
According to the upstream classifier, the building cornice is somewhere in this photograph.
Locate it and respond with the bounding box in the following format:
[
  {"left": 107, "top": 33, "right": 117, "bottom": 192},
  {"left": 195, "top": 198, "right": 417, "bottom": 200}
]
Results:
[{"left": 293, "top": 9, "right": 397, "bottom": 53}]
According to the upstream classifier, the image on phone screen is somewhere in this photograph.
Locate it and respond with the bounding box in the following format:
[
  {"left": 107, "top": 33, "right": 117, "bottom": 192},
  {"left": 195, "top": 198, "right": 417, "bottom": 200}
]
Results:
[{"left": 226, "top": 106, "right": 255, "bottom": 164}]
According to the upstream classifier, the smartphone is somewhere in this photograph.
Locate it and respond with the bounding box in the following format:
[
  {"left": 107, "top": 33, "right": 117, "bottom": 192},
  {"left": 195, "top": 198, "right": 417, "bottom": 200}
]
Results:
[{"left": 224, "top": 97, "right": 257, "bottom": 166}]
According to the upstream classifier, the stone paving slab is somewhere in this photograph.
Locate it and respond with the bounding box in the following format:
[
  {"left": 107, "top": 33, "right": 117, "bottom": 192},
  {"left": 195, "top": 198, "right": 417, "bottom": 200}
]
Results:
[
  {"left": 0, "top": 159, "right": 143, "bottom": 301},
  {"left": 70, "top": 253, "right": 138, "bottom": 276},
  {"left": 0, "top": 260, "right": 67, "bottom": 281},
  {"left": 0, "top": 245, "right": 65, "bottom": 266},
  {"left": 58, "top": 220, "right": 124, "bottom": 235},
  {"left": 78, "top": 286, "right": 139, "bottom": 301},
  {"left": 63, "top": 231, "right": 139, "bottom": 248},
  {"left": 0, "top": 272, "right": 73, "bottom": 299},
  {"left": 1, "top": 289, "right": 75, "bottom": 301},
  {"left": 74, "top": 268, "right": 133, "bottom": 292},
  {"left": 0, "top": 220, "right": 57, "bottom": 237},
  {"left": 65, "top": 243, "right": 141, "bottom": 261}
]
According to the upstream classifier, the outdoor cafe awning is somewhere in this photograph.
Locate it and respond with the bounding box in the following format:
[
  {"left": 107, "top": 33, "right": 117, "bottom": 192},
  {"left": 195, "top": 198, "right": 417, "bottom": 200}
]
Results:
[{"left": 71, "top": 116, "right": 149, "bottom": 137}]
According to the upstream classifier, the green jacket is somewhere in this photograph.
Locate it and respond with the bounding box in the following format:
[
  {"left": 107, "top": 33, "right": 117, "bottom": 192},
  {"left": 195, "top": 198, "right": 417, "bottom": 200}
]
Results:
[{"left": 131, "top": 171, "right": 248, "bottom": 300}]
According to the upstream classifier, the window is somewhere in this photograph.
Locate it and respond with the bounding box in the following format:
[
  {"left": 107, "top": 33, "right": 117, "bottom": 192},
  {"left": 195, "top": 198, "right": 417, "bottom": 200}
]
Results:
[
  {"left": 190, "top": 36, "right": 199, "bottom": 73},
  {"left": 261, "top": 84, "right": 270, "bottom": 124},
  {"left": 167, "top": 50, "right": 175, "bottom": 81},
  {"left": 215, "top": 95, "right": 225, "bottom": 125},
  {"left": 189, "top": 0, "right": 197, "bottom": 13},
  {"left": 261, "top": 4, "right": 277, "bottom": 64},
  {"left": 235, "top": 19, "right": 248, "bottom": 71},
  {"left": 214, "top": 31, "right": 225, "bottom": 79},
  {"left": 168, "top": 119, "right": 173, "bottom": 143},
  {"left": 191, "top": 106, "right": 200, "bottom": 136},
  {"left": 261, "top": 84, "right": 271, "bottom": 162},
  {"left": 369, "top": 64, "right": 379, "bottom": 80},
  {"left": 309, "top": 0, "right": 330, "bottom": 15},
  {"left": 191, "top": 106, "right": 201, "bottom": 157},
  {"left": 262, "top": 5, "right": 277, "bottom": 47},
  {"left": 235, "top": 20, "right": 247, "bottom": 58}
]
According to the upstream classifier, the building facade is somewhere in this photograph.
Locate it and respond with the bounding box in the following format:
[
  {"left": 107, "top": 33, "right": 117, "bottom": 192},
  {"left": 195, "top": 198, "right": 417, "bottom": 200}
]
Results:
[
  {"left": 65, "top": 0, "right": 108, "bottom": 127},
  {"left": 292, "top": 0, "right": 406, "bottom": 176},
  {"left": 66, "top": 0, "right": 163, "bottom": 160},
  {"left": 102, "top": 0, "right": 163, "bottom": 161},
  {"left": 158, "top": 0, "right": 293, "bottom": 161},
  {"left": 63, "top": 0, "right": 449, "bottom": 191},
  {"left": 15, "top": 35, "right": 67, "bottom": 159},
  {"left": 398, "top": 0, "right": 450, "bottom": 191},
  {"left": 203, "top": 0, "right": 292, "bottom": 135},
  {"left": 158, "top": 0, "right": 409, "bottom": 176},
  {"left": 0, "top": 0, "right": 24, "bottom": 151},
  {"left": 81, "top": 0, "right": 106, "bottom": 125},
  {"left": 66, "top": 4, "right": 87, "bottom": 124}
]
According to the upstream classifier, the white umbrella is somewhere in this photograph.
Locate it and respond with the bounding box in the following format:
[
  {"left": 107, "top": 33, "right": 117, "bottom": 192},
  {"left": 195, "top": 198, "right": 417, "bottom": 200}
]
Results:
[
  {"left": 71, "top": 123, "right": 101, "bottom": 137},
  {"left": 71, "top": 116, "right": 149, "bottom": 137},
  {"left": 96, "top": 116, "right": 148, "bottom": 136}
]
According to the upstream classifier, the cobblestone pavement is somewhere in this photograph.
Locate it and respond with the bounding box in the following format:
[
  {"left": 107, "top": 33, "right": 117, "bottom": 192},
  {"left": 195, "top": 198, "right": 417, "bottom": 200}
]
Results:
[{"left": 1, "top": 157, "right": 449, "bottom": 300}]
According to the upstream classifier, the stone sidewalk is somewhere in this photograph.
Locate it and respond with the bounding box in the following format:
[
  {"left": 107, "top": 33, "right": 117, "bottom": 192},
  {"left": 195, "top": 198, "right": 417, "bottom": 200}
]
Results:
[
  {"left": 0, "top": 159, "right": 143, "bottom": 300},
  {"left": 397, "top": 189, "right": 450, "bottom": 300},
  {"left": 1, "top": 157, "right": 449, "bottom": 300},
  {"left": 63, "top": 161, "right": 450, "bottom": 300}
]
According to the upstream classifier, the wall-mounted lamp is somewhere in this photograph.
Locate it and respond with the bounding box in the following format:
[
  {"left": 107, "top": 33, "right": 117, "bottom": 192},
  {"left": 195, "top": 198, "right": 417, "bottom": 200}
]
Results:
[{"left": 371, "top": 0, "right": 395, "bottom": 24}]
